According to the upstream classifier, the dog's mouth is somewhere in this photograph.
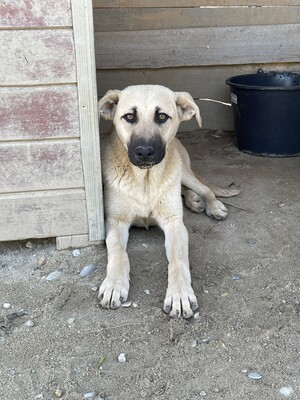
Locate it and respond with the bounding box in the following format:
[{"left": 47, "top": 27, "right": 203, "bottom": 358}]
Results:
[
  {"left": 128, "top": 136, "right": 166, "bottom": 169},
  {"left": 136, "top": 162, "right": 157, "bottom": 169}
]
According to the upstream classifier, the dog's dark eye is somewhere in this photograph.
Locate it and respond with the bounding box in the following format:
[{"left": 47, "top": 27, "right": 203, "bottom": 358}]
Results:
[
  {"left": 155, "top": 112, "right": 170, "bottom": 124},
  {"left": 122, "top": 113, "right": 136, "bottom": 124}
]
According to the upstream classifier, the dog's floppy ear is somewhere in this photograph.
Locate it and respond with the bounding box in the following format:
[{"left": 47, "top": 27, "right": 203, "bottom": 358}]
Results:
[
  {"left": 98, "top": 90, "right": 121, "bottom": 120},
  {"left": 175, "top": 92, "right": 202, "bottom": 128}
]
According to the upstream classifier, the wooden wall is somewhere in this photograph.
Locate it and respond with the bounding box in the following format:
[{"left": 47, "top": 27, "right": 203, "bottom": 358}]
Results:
[
  {"left": 93, "top": 1, "right": 300, "bottom": 130},
  {"left": 0, "top": 0, "right": 104, "bottom": 246}
]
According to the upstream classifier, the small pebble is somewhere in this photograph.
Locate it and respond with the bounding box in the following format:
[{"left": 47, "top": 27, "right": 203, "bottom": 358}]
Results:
[
  {"left": 36, "top": 255, "right": 47, "bottom": 266},
  {"left": 26, "top": 241, "right": 35, "bottom": 249},
  {"left": 79, "top": 264, "right": 97, "bottom": 277},
  {"left": 201, "top": 337, "right": 210, "bottom": 344},
  {"left": 144, "top": 289, "right": 150, "bottom": 295},
  {"left": 279, "top": 203, "right": 286, "bottom": 208},
  {"left": 67, "top": 318, "right": 75, "bottom": 325},
  {"left": 247, "top": 238, "right": 257, "bottom": 245},
  {"left": 91, "top": 286, "right": 98, "bottom": 292},
  {"left": 25, "top": 319, "right": 35, "bottom": 327},
  {"left": 121, "top": 301, "right": 132, "bottom": 308},
  {"left": 132, "top": 302, "right": 138, "bottom": 308},
  {"left": 248, "top": 371, "right": 262, "bottom": 380},
  {"left": 191, "top": 339, "right": 197, "bottom": 347},
  {"left": 118, "top": 353, "right": 126, "bottom": 363},
  {"left": 45, "top": 270, "right": 62, "bottom": 281},
  {"left": 194, "top": 312, "right": 200, "bottom": 319},
  {"left": 3, "top": 303, "right": 11, "bottom": 309},
  {"left": 221, "top": 292, "right": 229, "bottom": 297},
  {"left": 16, "top": 309, "right": 28, "bottom": 317},
  {"left": 53, "top": 388, "right": 64, "bottom": 398},
  {"left": 72, "top": 249, "right": 81, "bottom": 257},
  {"left": 241, "top": 368, "right": 248, "bottom": 374},
  {"left": 279, "top": 386, "right": 294, "bottom": 397},
  {"left": 232, "top": 274, "right": 241, "bottom": 281},
  {"left": 82, "top": 392, "right": 97, "bottom": 399},
  {"left": 200, "top": 390, "right": 207, "bottom": 397},
  {"left": 97, "top": 355, "right": 105, "bottom": 368}
]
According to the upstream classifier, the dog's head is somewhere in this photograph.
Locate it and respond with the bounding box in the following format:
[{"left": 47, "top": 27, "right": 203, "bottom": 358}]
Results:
[{"left": 98, "top": 85, "right": 202, "bottom": 169}]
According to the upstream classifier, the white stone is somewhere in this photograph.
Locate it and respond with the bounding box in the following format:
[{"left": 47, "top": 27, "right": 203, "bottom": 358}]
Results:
[
  {"left": 279, "top": 386, "right": 294, "bottom": 397},
  {"left": 79, "top": 264, "right": 97, "bottom": 277},
  {"left": 45, "top": 270, "right": 62, "bottom": 281},
  {"left": 72, "top": 249, "right": 81, "bottom": 257},
  {"left": 118, "top": 353, "right": 126, "bottom": 363},
  {"left": 248, "top": 371, "right": 262, "bottom": 380}
]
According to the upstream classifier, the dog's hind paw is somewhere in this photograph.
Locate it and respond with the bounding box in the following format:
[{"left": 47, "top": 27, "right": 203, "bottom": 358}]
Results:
[
  {"left": 183, "top": 189, "right": 206, "bottom": 214},
  {"left": 98, "top": 277, "right": 129, "bottom": 309},
  {"left": 163, "top": 286, "right": 198, "bottom": 319}
]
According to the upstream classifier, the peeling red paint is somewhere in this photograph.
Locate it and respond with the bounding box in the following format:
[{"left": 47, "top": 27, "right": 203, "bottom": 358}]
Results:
[
  {"left": 0, "top": 0, "right": 72, "bottom": 28},
  {"left": 0, "top": 30, "right": 76, "bottom": 85},
  {"left": 0, "top": 86, "right": 80, "bottom": 140},
  {"left": 0, "top": 141, "right": 84, "bottom": 193}
]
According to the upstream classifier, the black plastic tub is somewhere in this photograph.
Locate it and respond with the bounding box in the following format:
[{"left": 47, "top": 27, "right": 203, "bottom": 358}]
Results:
[{"left": 226, "top": 70, "right": 300, "bottom": 156}]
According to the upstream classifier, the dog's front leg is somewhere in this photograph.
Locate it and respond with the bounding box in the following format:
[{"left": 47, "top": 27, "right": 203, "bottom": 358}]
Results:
[
  {"left": 160, "top": 218, "right": 198, "bottom": 319},
  {"left": 99, "top": 219, "right": 130, "bottom": 309}
]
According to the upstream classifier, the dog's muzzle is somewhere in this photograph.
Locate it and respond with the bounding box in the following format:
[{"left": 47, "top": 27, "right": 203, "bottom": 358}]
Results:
[{"left": 128, "top": 135, "right": 166, "bottom": 168}]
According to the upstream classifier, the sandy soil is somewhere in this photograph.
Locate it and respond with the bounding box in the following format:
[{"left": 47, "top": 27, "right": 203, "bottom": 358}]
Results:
[{"left": 1, "top": 129, "right": 300, "bottom": 400}]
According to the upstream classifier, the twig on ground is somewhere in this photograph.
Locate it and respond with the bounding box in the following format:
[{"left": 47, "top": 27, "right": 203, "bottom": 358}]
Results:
[
  {"left": 204, "top": 222, "right": 222, "bottom": 235},
  {"left": 168, "top": 319, "right": 174, "bottom": 343},
  {"left": 222, "top": 202, "right": 254, "bottom": 213}
]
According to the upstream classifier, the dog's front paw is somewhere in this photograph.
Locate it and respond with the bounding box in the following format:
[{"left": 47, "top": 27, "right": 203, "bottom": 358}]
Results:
[
  {"left": 98, "top": 277, "right": 130, "bottom": 309},
  {"left": 163, "top": 285, "right": 198, "bottom": 319},
  {"left": 206, "top": 199, "right": 228, "bottom": 220}
]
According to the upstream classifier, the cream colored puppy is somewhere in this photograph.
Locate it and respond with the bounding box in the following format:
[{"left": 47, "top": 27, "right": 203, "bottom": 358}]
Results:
[{"left": 98, "top": 85, "right": 240, "bottom": 319}]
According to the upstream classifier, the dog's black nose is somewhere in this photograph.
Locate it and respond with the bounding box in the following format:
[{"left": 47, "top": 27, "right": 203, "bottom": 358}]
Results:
[
  {"left": 128, "top": 135, "right": 166, "bottom": 168},
  {"left": 134, "top": 145, "right": 155, "bottom": 162}
]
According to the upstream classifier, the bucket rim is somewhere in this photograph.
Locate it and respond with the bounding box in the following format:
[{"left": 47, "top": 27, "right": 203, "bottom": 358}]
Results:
[{"left": 226, "top": 72, "right": 300, "bottom": 91}]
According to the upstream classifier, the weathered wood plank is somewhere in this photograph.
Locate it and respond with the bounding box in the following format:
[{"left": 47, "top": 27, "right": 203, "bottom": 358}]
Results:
[
  {"left": 0, "top": 189, "right": 88, "bottom": 241},
  {"left": 95, "top": 24, "right": 300, "bottom": 69},
  {"left": 94, "top": 6, "right": 300, "bottom": 32},
  {"left": 0, "top": 30, "right": 76, "bottom": 86},
  {"left": 97, "top": 63, "right": 300, "bottom": 130},
  {"left": 0, "top": 86, "right": 80, "bottom": 141},
  {"left": 0, "top": 140, "right": 84, "bottom": 193},
  {"left": 93, "top": 1, "right": 300, "bottom": 7},
  {"left": 0, "top": 0, "right": 72, "bottom": 28},
  {"left": 72, "top": 0, "right": 105, "bottom": 242},
  {"left": 56, "top": 234, "right": 102, "bottom": 250}
]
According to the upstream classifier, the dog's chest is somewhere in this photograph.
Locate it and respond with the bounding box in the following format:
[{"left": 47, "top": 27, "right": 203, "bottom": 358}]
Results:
[{"left": 105, "top": 161, "right": 181, "bottom": 224}]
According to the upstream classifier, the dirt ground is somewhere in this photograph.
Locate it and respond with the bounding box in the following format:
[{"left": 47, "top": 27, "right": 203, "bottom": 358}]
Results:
[{"left": 1, "top": 129, "right": 300, "bottom": 400}]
